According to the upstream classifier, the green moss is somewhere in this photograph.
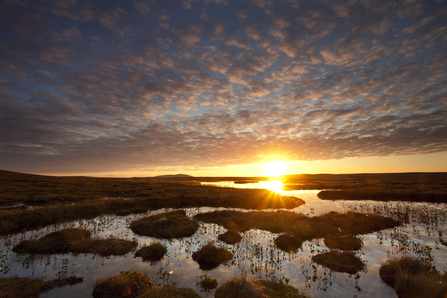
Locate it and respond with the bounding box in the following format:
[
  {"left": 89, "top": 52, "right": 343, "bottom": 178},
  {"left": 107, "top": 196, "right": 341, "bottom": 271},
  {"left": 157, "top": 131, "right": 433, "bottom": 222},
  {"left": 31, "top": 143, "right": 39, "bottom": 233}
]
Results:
[
  {"left": 312, "top": 251, "right": 365, "bottom": 274},
  {"left": 135, "top": 242, "right": 167, "bottom": 262}
]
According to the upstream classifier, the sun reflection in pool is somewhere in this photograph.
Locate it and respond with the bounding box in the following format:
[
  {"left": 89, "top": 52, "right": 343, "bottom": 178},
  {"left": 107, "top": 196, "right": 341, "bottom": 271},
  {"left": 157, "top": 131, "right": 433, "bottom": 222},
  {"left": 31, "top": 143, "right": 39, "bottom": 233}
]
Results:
[{"left": 263, "top": 180, "right": 283, "bottom": 192}]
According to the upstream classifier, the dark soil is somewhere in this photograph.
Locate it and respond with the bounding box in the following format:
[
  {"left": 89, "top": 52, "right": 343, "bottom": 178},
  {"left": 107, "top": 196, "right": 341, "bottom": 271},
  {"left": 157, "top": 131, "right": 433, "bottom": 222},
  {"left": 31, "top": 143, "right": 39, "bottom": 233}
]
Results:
[{"left": 312, "top": 251, "right": 365, "bottom": 274}]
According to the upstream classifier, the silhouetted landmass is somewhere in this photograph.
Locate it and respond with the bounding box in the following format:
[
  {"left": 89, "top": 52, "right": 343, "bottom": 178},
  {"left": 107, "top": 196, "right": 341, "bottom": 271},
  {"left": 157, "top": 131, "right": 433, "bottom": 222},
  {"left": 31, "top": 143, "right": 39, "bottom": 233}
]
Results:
[
  {"left": 318, "top": 190, "right": 447, "bottom": 203},
  {"left": 155, "top": 174, "right": 193, "bottom": 178}
]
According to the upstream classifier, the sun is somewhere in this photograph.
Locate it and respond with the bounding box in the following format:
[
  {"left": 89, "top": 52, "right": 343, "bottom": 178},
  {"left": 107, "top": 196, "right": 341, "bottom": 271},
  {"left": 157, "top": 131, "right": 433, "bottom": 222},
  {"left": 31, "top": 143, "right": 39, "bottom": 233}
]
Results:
[{"left": 264, "top": 161, "right": 287, "bottom": 177}]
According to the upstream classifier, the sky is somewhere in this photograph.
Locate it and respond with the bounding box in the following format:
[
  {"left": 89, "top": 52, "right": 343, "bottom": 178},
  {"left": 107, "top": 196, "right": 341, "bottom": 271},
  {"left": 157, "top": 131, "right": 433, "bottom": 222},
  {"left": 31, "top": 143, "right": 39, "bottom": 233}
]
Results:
[{"left": 0, "top": 0, "right": 447, "bottom": 177}]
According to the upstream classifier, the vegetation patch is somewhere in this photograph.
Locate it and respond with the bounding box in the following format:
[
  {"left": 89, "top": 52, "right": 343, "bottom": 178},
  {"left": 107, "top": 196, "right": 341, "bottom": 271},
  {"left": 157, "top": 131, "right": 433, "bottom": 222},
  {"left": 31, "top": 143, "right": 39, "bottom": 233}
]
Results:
[
  {"left": 192, "top": 243, "right": 233, "bottom": 270},
  {"left": 214, "top": 277, "right": 309, "bottom": 298},
  {"left": 13, "top": 228, "right": 136, "bottom": 256},
  {"left": 312, "top": 251, "right": 365, "bottom": 274},
  {"left": 130, "top": 210, "right": 199, "bottom": 239},
  {"left": 140, "top": 285, "right": 201, "bottom": 298},
  {"left": 317, "top": 190, "right": 447, "bottom": 203},
  {"left": 93, "top": 270, "right": 152, "bottom": 298},
  {"left": 0, "top": 276, "right": 83, "bottom": 298},
  {"left": 379, "top": 256, "right": 447, "bottom": 298},
  {"left": 199, "top": 276, "right": 218, "bottom": 289},
  {"left": 274, "top": 233, "right": 304, "bottom": 252},
  {"left": 12, "top": 228, "right": 91, "bottom": 254},
  {"left": 324, "top": 235, "right": 363, "bottom": 251},
  {"left": 114, "top": 207, "right": 149, "bottom": 216},
  {"left": 218, "top": 230, "right": 242, "bottom": 244},
  {"left": 135, "top": 242, "right": 167, "bottom": 262}
]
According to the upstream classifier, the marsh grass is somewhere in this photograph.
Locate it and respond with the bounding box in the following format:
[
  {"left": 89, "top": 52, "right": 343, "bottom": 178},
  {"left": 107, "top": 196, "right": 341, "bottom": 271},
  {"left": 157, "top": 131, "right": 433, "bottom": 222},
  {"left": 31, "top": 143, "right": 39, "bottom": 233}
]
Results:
[
  {"left": 0, "top": 276, "right": 83, "bottom": 298},
  {"left": 324, "top": 235, "right": 363, "bottom": 251},
  {"left": 140, "top": 285, "right": 201, "bottom": 298},
  {"left": 130, "top": 210, "right": 199, "bottom": 239},
  {"left": 114, "top": 207, "right": 150, "bottom": 216},
  {"left": 317, "top": 190, "right": 447, "bottom": 203},
  {"left": 13, "top": 228, "right": 137, "bottom": 256},
  {"left": 199, "top": 276, "right": 218, "bottom": 289},
  {"left": 379, "top": 256, "right": 447, "bottom": 298},
  {"left": 218, "top": 230, "right": 242, "bottom": 244},
  {"left": 135, "top": 242, "right": 167, "bottom": 262},
  {"left": 192, "top": 243, "right": 233, "bottom": 270},
  {"left": 214, "top": 277, "right": 309, "bottom": 298},
  {"left": 274, "top": 233, "right": 303, "bottom": 253},
  {"left": 312, "top": 251, "right": 365, "bottom": 274},
  {"left": 93, "top": 270, "right": 152, "bottom": 298}
]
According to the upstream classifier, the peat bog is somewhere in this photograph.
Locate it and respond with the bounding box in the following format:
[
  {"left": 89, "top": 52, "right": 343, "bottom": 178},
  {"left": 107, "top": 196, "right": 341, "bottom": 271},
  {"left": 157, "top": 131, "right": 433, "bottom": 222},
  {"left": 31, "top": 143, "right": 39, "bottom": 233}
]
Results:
[{"left": 1, "top": 171, "right": 447, "bottom": 297}]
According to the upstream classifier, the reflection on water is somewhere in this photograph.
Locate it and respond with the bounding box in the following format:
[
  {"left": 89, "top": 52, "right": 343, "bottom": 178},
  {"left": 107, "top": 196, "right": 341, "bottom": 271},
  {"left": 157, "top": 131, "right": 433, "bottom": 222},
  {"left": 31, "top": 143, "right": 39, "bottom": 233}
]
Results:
[{"left": 0, "top": 183, "right": 446, "bottom": 298}]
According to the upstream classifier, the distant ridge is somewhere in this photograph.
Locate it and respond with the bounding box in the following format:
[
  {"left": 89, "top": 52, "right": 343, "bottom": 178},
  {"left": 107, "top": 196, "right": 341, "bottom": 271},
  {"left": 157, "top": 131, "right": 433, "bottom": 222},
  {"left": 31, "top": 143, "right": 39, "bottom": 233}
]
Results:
[{"left": 155, "top": 174, "right": 193, "bottom": 178}]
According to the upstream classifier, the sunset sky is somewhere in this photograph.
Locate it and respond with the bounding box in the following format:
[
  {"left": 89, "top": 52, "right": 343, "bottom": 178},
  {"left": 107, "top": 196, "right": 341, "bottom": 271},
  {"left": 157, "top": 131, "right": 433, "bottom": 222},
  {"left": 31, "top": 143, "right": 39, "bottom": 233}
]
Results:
[{"left": 1, "top": 0, "right": 447, "bottom": 177}]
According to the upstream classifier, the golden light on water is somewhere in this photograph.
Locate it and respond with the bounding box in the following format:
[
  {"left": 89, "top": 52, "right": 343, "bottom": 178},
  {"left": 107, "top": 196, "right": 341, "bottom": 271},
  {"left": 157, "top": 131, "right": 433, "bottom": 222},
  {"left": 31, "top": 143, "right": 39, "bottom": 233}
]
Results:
[{"left": 263, "top": 180, "right": 283, "bottom": 192}]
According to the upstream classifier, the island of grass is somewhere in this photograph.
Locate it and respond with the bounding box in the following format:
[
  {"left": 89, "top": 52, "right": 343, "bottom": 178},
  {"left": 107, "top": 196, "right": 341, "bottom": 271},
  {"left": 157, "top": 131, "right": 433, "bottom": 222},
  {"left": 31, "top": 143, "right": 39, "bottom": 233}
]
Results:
[
  {"left": 194, "top": 210, "right": 400, "bottom": 251},
  {"left": 13, "top": 228, "right": 137, "bottom": 256},
  {"left": 130, "top": 210, "right": 199, "bottom": 239},
  {"left": 324, "top": 235, "right": 363, "bottom": 251},
  {"left": 317, "top": 190, "right": 447, "bottom": 203},
  {"left": 379, "top": 256, "right": 447, "bottom": 298},
  {"left": 198, "top": 276, "right": 218, "bottom": 290},
  {"left": 312, "top": 251, "right": 365, "bottom": 274},
  {"left": 135, "top": 242, "right": 168, "bottom": 262},
  {"left": 192, "top": 243, "right": 233, "bottom": 270},
  {"left": 0, "top": 276, "right": 83, "bottom": 298},
  {"left": 93, "top": 270, "right": 152, "bottom": 298},
  {"left": 218, "top": 230, "right": 242, "bottom": 244},
  {"left": 141, "top": 285, "right": 201, "bottom": 298},
  {"left": 214, "top": 277, "right": 310, "bottom": 298}
]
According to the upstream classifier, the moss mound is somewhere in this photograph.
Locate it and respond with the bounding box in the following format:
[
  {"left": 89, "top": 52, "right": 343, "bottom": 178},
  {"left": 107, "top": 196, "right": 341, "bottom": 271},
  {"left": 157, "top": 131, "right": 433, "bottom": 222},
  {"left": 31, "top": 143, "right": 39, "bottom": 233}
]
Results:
[
  {"left": 324, "top": 235, "right": 362, "bottom": 251},
  {"left": 135, "top": 242, "right": 167, "bottom": 262},
  {"left": 71, "top": 238, "right": 137, "bottom": 256},
  {"left": 192, "top": 243, "right": 233, "bottom": 270},
  {"left": 93, "top": 270, "right": 152, "bottom": 298},
  {"left": 215, "top": 277, "right": 309, "bottom": 298},
  {"left": 0, "top": 276, "right": 83, "bottom": 298},
  {"left": 218, "top": 230, "right": 242, "bottom": 244},
  {"left": 141, "top": 285, "right": 201, "bottom": 298},
  {"left": 379, "top": 256, "right": 447, "bottom": 298},
  {"left": 274, "top": 233, "right": 304, "bottom": 252},
  {"left": 130, "top": 210, "right": 199, "bottom": 239},
  {"left": 12, "top": 228, "right": 91, "bottom": 254},
  {"left": 312, "top": 251, "right": 364, "bottom": 274}
]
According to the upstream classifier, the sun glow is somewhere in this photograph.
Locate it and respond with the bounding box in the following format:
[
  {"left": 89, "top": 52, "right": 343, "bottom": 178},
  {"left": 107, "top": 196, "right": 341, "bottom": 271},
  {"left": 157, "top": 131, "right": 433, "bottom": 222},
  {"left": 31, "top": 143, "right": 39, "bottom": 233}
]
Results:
[
  {"left": 263, "top": 180, "right": 283, "bottom": 192},
  {"left": 264, "top": 161, "right": 287, "bottom": 177}
]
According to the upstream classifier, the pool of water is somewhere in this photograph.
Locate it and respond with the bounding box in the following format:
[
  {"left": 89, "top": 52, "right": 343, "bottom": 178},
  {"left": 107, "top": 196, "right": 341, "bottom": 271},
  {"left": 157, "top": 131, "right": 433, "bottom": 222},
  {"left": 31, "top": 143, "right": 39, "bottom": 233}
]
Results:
[{"left": 1, "top": 182, "right": 446, "bottom": 297}]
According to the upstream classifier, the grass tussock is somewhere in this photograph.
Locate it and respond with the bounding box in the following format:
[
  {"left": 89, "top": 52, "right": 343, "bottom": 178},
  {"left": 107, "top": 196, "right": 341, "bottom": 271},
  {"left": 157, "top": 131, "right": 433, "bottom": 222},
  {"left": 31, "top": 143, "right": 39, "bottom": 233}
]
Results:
[
  {"left": 312, "top": 251, "right": 365, "bottom": 274},
  {"left": 199, "top": 276, "right": 218, "bottom": 289},
  {"left": 130, "top": 210, "right": 199, "bottom": 239},
  {"left": 93, "top": 270, "right": 152, "bottom": 298},
  {"left": 140, "top": 285, "right": 201, "bottom": 298},
  {"left": 218, "top": 230, "right": 242, "bottom": 245},
  {"left": 214, "top": 277, "right": 309, "bottom": 298},
  {"left": 12, "top": 228, "right": 91, "bottom": 254},
  {"left": 114, "top": 207, "right": 149, "bottom": 216},
  {"left": 13, "top": 228, "right": 137, "bottom": 256},
  {"left": 192, "top": 243, "right": 233, "bottom": 270},
  {"left": 317, "top": 190, "right": 447, "bottom": 203},
  {"left": 379, "top": 256, "right": 447, "bottom": 298},
  {"left": 324, "top": 235, "right": 363, "bottom": 251},
  {"left": 194, "top": 210, "right": 400, "bottom": 251},
  {"left": 135, "top": 242, "right": 167, "bottom": 262},
  {"left": 0, "top": 276, "right": 83, "bottom": 298}
]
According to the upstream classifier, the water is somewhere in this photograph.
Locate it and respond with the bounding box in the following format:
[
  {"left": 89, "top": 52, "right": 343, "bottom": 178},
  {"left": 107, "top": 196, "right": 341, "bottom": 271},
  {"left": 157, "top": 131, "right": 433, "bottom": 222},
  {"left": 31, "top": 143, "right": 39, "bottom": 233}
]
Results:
[{"left": 1, "top": 182, "right": 446, "bottom": 297}]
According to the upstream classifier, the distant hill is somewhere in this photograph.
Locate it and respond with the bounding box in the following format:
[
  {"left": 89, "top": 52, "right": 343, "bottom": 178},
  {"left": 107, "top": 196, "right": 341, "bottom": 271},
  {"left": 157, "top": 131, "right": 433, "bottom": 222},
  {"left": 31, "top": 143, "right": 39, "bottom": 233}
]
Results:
[{"left": 155, "top": 174, "right": 193, "bottom": 178}]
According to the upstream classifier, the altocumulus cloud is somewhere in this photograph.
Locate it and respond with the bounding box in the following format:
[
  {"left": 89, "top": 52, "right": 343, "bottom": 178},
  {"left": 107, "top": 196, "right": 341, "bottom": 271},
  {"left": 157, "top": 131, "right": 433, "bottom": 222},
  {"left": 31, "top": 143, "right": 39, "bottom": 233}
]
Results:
[{"left": 0, "top": 0, "right": 446, "bottom": 173}]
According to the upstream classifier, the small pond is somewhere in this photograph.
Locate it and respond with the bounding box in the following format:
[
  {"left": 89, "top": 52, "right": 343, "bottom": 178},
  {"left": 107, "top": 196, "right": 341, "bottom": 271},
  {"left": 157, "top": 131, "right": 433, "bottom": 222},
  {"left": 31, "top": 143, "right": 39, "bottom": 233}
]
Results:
[{"left": 1, "top": 181, "right": 446, "bottom": 297}]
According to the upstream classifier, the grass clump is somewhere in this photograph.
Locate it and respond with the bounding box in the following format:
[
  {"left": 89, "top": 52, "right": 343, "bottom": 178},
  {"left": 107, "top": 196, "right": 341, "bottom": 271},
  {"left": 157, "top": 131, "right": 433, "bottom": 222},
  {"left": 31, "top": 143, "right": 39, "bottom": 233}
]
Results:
[
  {"left": 130, "top": 210, "right": 199, "bottom": 239},
  {"left": 317, "top": 190, "right": 447, "bottom": 203},
  {"left": 312, "top": 251, "right": 365, "bottom": 274},
  {"left": 93, "top": 270, "right": 152, "bottom": 298},
  {"left": 141, "top": 285, "right": 201, "bottom": 298},
  {"left": 379, "top": 256, "right": 447, "bottom": 298},
  {"left": 199, "top": 276, "right": 218, "bottom": 289},
  {"left": 215, "top": 277, "right": 309, "bottom": 298},
  {"left": 218, "top": 230, "right": 242, "bottom": 245},
  {"left": 274, "top": 233, "right": 304, "bottom": 252},
  {"left": 114, "top": 207, "right": 149, "bottom": 216},
  {"left": 192, "top": 243, "right": 233, "bottom": 270},
  {"left": 13, "top": 228, "right": 136, "bottom": 256},
  {"left": 12, "top": 228, "right": 91, "bottom": 254},
  {"left": 0, "top": 276, "right": 83, "bottom": 298},
  {"left": 70, "top": 238, "right": 137, "bottom": 256},
  {"left": 135, "top": 242, "right": 167, "bottom": 262},
  {"left": 324, "top": 235, "right": 363, "bottom": 251}
]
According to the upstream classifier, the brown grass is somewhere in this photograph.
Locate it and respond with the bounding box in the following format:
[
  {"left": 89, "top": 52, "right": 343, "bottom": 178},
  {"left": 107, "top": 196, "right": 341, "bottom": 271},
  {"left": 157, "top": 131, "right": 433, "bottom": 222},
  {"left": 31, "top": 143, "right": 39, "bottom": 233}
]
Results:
[
  {"left": 218, "top": 230, "right": 242, "bottom": 245},
  {"left": 379, "top": 256, "right": 447, "bottom": 298},
  {"left": 312, "top": 251, "right": 365, "bottom": 274},
  {"left": 130, "top": 210, "right": 199, "bottom": 239},
  {"left": 192, "top": 243, "right": 234, "bottom": 270},
  {"left": 317, "top": 190, "right": 447, "bottom": 203},
  {"left": 93, "top": 270, "right": 152, "bottom": 298},
  {"left": 135, "top": 242, "right": 168, "bottom": 262},
  {"left": 199, "top": 276, "right": 218, "bottom": 289},
  {"left": 70, "top": 238, "right": 137, "bottom": 256},
  {"left": 140, "top": 285, "right": 201, "bottom": 298},
  {"left": 0, "top": 276, "right": 83, "bottom": 298},
  {"left": 214, "top": 277, "right": 309, "bottom": 298},
  {"left": 274, "top": 233, "right": 303, "bottom": 253},
  {"left": 324, "top": 235, "right": 363, "bottom": 251}
]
